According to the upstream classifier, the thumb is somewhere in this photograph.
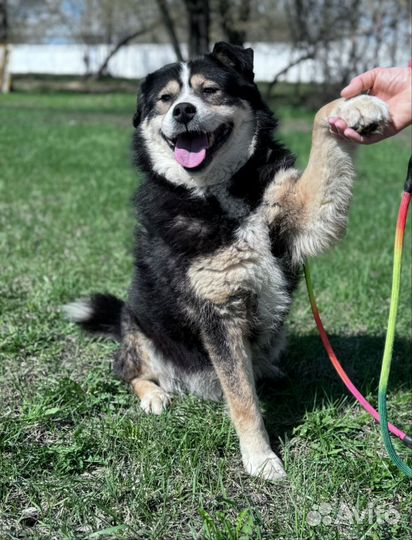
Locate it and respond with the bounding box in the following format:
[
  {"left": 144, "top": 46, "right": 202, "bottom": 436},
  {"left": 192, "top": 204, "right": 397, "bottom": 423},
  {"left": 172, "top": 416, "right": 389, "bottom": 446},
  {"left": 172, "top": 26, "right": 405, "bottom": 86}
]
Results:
[{"left": 341, "top": 70, "right": 378, "bottom": 98}]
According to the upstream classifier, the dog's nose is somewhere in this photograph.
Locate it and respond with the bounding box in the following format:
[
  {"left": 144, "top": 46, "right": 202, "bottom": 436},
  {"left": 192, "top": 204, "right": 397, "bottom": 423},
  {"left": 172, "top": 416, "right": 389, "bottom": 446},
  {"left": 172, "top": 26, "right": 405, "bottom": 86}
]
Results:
[{"left": 173, "top": 102, "right": 196, "bottom": 124}]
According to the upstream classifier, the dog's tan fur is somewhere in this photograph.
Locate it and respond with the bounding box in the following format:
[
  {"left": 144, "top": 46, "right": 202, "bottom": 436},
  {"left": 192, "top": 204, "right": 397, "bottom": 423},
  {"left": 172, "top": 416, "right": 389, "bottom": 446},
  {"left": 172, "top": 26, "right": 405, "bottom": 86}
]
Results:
[
  {"left": 201, "top": 316, "right": 286, "bottom": 479},
  {"left": 118, "top": 94, "right": 390, "bottom": 480},
  {"left": 66, "top": 45, "right": 392, "bottom": 484},
  {"left": 155, "top": 80, "right": 180, "bottom": 114}
]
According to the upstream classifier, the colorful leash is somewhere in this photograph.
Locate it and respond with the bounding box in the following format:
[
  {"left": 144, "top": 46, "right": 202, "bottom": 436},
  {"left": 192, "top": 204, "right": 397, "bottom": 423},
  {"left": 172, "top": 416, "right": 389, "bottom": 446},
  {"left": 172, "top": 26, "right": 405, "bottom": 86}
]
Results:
[{"left": 304, "top": 156, "right": 412, "bottom": 477}]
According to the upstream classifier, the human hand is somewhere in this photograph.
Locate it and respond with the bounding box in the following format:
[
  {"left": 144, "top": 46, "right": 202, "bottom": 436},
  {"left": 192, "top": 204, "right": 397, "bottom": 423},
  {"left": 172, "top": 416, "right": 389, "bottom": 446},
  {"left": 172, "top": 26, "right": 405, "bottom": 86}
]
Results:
[{"left": 328, "top": 66, "right": 412, "bottom": 144}]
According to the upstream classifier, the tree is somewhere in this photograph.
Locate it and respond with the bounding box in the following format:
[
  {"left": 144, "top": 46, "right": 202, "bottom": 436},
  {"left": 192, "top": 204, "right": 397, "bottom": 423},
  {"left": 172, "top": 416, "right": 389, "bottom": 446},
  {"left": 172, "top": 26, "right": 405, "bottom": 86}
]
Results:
[
  {"left": 156, "top": 0, "right": 184, "bottom": 61},
  {"left": 93, "top": 20, "right": 160, "bottom": 79},
  {"left": 217, "top": 0, "right": 251, "bottom": 46},
  {"left": 5, "top": 0, "right": 410, "bottom": 88},
  {"left": 0, "top": 0, "right": 10, "bottom": 93},
  {"left": 183, "top": 0, "right": 209, "bottom": 57},
  {"left": 266, "top": 0, "right": 411, "bottom": 100},
  {"left": 0, "top": 0, "right": 6, "bottom": 42}
]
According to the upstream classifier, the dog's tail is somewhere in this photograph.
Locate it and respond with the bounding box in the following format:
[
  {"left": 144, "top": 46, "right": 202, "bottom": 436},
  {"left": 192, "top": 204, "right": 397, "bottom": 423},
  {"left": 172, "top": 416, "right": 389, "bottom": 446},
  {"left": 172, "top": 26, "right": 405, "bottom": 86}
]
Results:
[{"left": 64, "top": 293, "right": 124, "bottom": 341}]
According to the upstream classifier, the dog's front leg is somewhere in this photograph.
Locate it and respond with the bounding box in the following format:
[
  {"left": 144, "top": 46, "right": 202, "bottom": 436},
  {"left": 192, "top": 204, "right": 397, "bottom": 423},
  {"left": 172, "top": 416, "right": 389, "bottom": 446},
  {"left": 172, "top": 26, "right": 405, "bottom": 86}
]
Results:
[
  {"left": 264, "top": 95, "right": 390, "bottom": 264},
  {"left": 201, "top": 317, "right": 286, "bottom": 481}
]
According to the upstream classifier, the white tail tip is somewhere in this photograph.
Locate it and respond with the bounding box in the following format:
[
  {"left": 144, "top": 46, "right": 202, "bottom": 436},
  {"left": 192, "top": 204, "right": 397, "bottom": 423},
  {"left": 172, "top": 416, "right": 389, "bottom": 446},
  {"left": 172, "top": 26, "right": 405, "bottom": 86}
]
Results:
[{"left": 63, "top": 300, "right": 92, "bottom": 322}]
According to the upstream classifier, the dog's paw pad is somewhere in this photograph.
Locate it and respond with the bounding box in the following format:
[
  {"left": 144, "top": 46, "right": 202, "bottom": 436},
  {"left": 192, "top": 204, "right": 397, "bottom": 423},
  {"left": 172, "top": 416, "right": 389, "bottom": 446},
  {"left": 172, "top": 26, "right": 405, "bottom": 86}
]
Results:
[
  {"left": 243, "top": 451, "right": 287, "bottom": 482},
  {"left": 333, "top": 95, "right": 390, "bottom": 136},
  {"left": 140, "top": 390, "right": 170, "bottom": 415}
]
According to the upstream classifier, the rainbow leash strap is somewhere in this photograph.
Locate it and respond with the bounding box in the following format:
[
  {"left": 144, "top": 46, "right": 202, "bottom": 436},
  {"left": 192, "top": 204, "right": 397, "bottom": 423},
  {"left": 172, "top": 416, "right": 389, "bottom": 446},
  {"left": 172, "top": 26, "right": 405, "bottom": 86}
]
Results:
[{"left": 304, "top": 156, "right": 412, "bottom": 478}]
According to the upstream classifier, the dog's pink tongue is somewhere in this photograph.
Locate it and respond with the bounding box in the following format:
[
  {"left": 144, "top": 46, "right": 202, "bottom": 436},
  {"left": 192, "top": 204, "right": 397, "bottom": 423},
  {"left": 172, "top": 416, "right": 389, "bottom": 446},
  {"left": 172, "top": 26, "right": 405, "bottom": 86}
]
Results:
[{"left": 174, "top": 132, "right": 208, "bottom": 168}]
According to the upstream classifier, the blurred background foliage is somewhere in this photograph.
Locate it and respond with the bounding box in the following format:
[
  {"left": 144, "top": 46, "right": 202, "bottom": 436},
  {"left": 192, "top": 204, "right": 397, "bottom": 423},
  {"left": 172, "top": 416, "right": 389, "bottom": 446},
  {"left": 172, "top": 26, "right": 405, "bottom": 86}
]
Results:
[{"left": 1, "top": 0, "right": 411, "bottom": 103}]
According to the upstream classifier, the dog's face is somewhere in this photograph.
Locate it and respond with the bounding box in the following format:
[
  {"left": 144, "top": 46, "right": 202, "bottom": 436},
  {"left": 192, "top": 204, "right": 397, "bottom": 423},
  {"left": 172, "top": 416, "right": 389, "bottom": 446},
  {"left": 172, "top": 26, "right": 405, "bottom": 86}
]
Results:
[{"left": 134, "top": 43, "right": 264, "bottom": 189}]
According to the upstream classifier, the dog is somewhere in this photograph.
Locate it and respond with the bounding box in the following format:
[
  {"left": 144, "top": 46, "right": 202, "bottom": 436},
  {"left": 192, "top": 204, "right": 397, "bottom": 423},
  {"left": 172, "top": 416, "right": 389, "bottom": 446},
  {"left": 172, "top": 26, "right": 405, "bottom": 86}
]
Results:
[{"left": 65, "top": 42, "right": 390, "bottom": 481}]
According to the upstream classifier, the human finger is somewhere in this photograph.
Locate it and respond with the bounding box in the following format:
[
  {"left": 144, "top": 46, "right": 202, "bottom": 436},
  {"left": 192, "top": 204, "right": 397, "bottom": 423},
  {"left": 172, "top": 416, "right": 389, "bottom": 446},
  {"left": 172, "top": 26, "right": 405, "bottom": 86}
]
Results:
[
  {"left": 340, "top": 70, "right": 378, "bottom": 98},
  {"left": 342, "top": 127, "right": 387, "bottom": 145},
  {"left": 342, "top": 127, "right": 364, "bottom": 143},
  {"left": 328, "top": 123, "right": 344, "bottom": 138},
  {"left": 328, "top": 118, "right": 350, "bottom": 139},
  {"left": 333, "top": 118, "right": 348, "bottom": 132}
]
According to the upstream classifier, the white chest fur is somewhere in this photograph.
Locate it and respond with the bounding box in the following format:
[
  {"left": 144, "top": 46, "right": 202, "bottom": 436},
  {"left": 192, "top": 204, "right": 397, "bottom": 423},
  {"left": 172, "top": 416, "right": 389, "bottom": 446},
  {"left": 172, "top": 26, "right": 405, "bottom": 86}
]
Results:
[
  {"left": 188, "top": 208, "right": 291, "bottom": 333},
  {"left": 236, "top": 211, "right": 291, "bottom": 331}
]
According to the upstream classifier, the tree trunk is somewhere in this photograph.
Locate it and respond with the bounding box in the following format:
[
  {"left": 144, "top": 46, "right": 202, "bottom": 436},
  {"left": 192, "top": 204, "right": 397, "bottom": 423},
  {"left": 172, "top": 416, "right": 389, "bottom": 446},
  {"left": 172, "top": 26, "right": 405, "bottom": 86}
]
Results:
[
  {"left": 0, "top": 0, "right": 10, "bottom": 93},
  {"left": 183, "top": 0, "right": 210, "bottom": 58},
  {"left": 0, "top": 0, "right": 6, "bottom": 43},
  {"left": 156, "top": 0, "right": 184, "bottom": 61},
  {"left": 218, "top": 0, "right": 251, "bottom": 46}
]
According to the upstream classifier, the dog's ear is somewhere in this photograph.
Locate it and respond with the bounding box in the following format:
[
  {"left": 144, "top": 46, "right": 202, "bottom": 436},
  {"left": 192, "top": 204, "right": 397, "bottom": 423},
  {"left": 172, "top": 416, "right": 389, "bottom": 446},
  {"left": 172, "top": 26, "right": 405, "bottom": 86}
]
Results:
[
  {"left": 133, "top": 80, "right": 148, "bottom": 128},
  {"left": 211, "top": 42, "right": 254, "bottom": 82},
  {"left": 133, "top": 100, "right": 143, "bottom": 128},
  {"left": 133, "top": 75, "right": 152, "bottom": 127}
]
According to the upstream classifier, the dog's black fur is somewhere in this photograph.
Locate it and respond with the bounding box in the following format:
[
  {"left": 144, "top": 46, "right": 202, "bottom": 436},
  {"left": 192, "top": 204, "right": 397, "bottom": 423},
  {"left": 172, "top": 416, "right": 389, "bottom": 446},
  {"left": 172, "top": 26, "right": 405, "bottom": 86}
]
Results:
[
  {"left": 66, "top": 41, "right": 391, "bottom": 480},
  {"left": 82, "top": 44, "right": 298, "bottom": 381}
]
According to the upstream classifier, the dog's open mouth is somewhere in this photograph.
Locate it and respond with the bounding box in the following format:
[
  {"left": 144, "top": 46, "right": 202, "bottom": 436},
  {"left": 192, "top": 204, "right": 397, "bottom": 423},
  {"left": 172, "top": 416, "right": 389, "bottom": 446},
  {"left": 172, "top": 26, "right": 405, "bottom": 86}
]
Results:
[{"left": 162, "top": 123, "right": 233, "bottom": 170}]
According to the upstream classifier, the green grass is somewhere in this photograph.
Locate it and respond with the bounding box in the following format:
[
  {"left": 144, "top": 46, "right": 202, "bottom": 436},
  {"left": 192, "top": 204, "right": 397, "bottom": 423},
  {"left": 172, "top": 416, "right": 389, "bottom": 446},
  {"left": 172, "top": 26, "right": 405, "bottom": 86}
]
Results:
[{"left": 0, "top": 92, "right": 411, "bottom": 540}]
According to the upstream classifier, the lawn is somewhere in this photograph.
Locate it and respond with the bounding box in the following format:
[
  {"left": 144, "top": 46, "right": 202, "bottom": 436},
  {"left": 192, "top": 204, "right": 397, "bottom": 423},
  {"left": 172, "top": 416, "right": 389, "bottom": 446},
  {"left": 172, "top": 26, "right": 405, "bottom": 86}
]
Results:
[{"left": 0, "top": 91, "right": 411, "bottom": 540}]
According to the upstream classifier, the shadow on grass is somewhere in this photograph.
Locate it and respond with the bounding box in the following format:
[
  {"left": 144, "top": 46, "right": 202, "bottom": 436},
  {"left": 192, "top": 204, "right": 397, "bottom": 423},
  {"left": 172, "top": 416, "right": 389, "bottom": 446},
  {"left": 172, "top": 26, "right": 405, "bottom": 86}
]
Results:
[{"left": 258, "top": 333, "right": 411, "bottom": 446}]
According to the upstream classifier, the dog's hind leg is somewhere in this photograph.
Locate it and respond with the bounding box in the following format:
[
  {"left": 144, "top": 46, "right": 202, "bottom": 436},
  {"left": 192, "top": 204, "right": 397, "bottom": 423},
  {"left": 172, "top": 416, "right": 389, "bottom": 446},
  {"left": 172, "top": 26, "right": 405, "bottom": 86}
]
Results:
[
  {"left": 114, "top": 309, "right": 171, "bottom": 415},
  {"left": 130, "top": 378, "right": 171, "bottom": 415}
]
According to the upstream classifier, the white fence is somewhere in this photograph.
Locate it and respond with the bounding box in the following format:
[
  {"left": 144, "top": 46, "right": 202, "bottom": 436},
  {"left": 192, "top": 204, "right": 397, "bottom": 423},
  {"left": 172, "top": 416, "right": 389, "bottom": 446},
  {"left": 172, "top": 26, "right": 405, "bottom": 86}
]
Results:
[
  {"left": 9, "top": 42, "right": 408, "bottom": 83},
  {"left": 7, "top": 43, "right": 330, "bottom": 83}
]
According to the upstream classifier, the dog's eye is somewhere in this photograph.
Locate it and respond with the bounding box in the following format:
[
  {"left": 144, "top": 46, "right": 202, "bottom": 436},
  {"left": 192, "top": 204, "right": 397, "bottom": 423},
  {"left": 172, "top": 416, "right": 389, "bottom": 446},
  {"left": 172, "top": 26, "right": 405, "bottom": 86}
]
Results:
[
  {"left": 202, "top": 87, "right": 219, "bottom": 95},
  {"left": 159, "top": 94, "right": 172, "bottom": 103}
]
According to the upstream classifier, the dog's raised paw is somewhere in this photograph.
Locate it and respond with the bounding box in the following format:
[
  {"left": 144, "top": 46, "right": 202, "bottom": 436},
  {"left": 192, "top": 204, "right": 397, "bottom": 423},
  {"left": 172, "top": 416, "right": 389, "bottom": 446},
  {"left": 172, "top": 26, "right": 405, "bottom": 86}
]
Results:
[
  {"left": 243, "top": 451, "right": 287, "bottom": 482},
  {"left": 333, "top": 95, "right": 390, "bottom": 136},
  {"left": 140, "top": 389, "right": 171, "bottom": 415}
]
